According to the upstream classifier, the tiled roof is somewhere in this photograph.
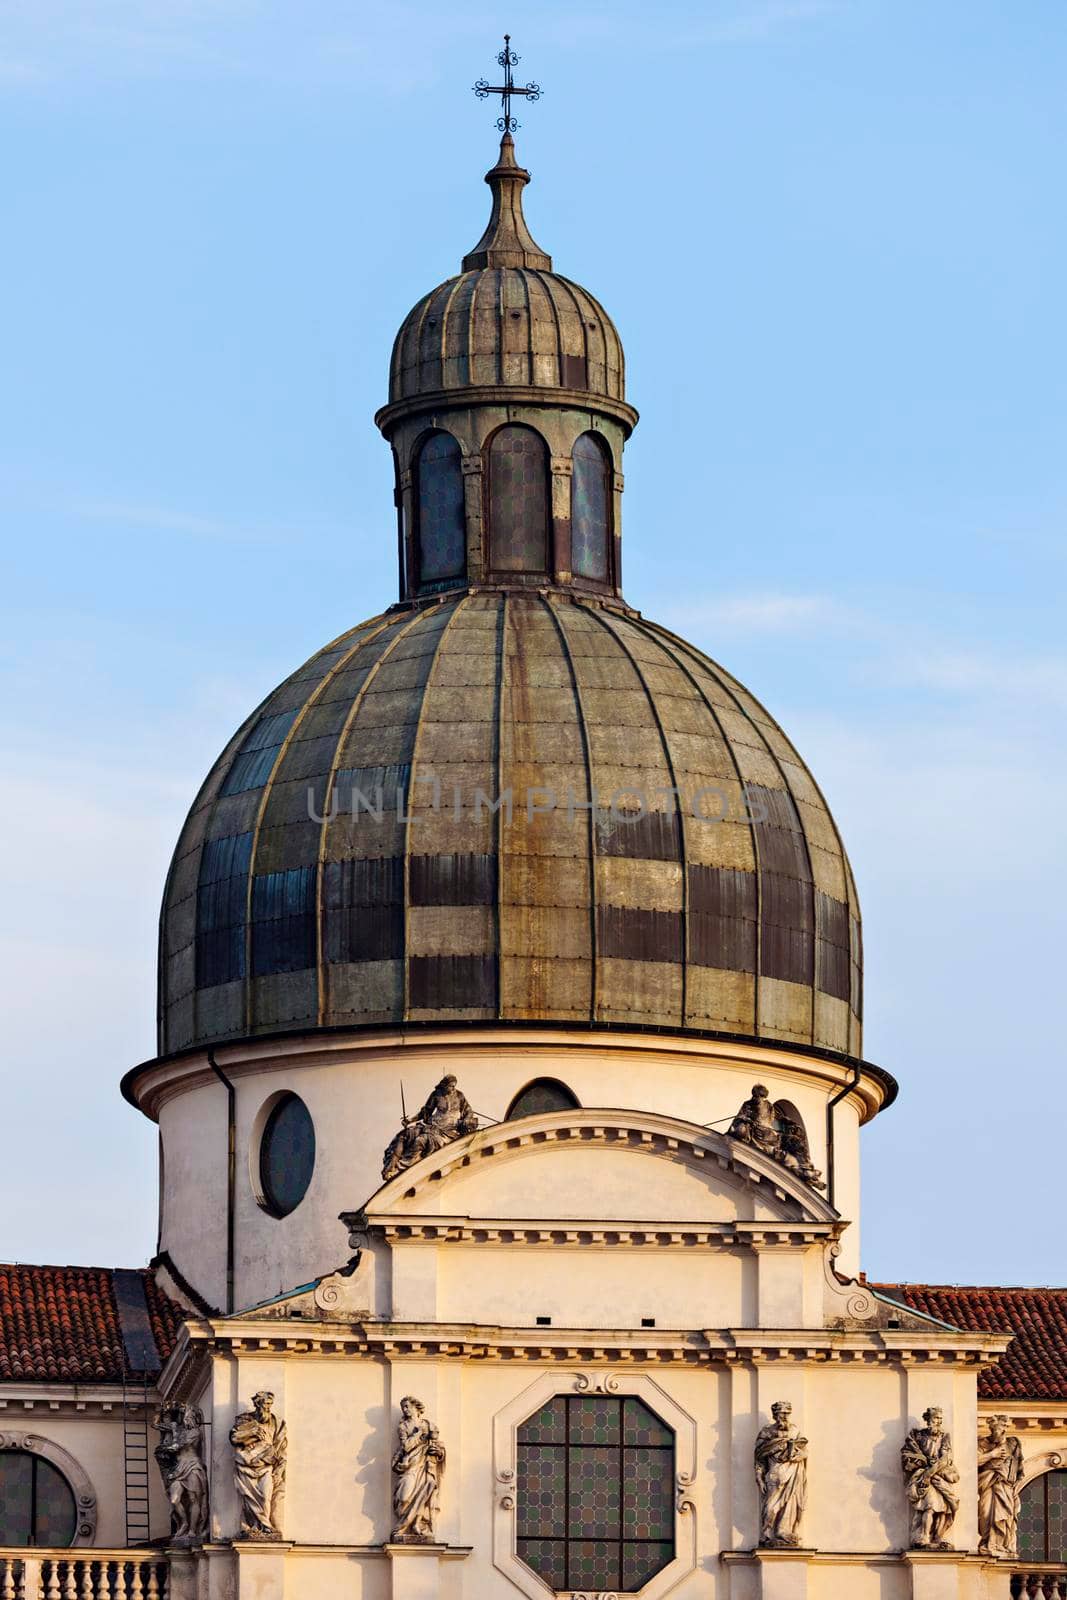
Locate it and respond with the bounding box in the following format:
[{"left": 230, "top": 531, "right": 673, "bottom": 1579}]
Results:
[
  {"left": 879, "top": 1283, "right": 1067, "bottom": 1402},
  {"left": 0, "top": 1264, "right": 185, "bottom": 1384}
]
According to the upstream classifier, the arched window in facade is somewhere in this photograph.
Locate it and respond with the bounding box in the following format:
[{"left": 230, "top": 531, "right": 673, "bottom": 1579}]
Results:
[
  {"left": 488, "top": 425, "right": 549, "bottom": 574},
  {"left": 571, "top": 431, "right": 612, "bottom": 583},
  {"left": 415, "top": 431, "right": 466, "bottom": 587},
  {"left": 516, "top": 1394, "right": 675, "bottom": 1592},
  {"left": 506, "top": 1078, "right": 581, "bottom": 1120},
  {"left": 1018, "top": 1469, "right": 1067, "bottom": 1561},
  {"left": 0, "top": 1451, "right": 76, "bottom": 1547}
]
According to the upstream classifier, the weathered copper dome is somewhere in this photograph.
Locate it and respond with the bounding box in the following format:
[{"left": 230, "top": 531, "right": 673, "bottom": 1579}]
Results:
[
  {"left": 158, "top": 591, "right": 861, "bottom": 1059},
  {"left": 378, "top": 136, "right": 634, "bottom": 435}
]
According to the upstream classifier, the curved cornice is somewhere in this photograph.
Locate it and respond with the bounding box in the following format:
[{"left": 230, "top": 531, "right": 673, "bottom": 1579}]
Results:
[
  {"left": 361, "top": 1105, "right": 840, "bottom": 1225},
  {"left": 375, "top": 383, "right": 639, "bottom": 438}
]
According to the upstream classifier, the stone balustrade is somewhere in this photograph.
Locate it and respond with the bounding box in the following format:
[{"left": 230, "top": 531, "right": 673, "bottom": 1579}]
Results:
[
  {"left": 0, "top": 1553, "right": 169, "bottom": 1599},
  {"left": 1010, "top": 1567, "right": 1067, "bottom": 1600}
]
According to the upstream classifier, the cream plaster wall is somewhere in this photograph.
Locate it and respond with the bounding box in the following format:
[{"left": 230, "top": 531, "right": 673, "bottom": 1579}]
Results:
[
  {"left": 433, "top": 1241, "right": 749, "bottom": 1329},
  {"left": 173, "top": 1344, "right": 1014, "bottom": 1599},
  {"left": 148, "top": 1032, "right": 876, "bottom": 1312}
]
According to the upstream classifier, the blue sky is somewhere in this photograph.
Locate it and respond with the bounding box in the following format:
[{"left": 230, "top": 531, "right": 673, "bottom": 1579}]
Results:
[{"left": 1, "top": 0, "right": 1064, "bottom": 1285}]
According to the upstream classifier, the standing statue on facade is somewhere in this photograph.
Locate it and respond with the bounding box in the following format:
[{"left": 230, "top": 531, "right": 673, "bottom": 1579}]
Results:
[
  {"left": 153, "top": 1402, "right": 208, "bottom": 1545},
  {"left": 381, "top": 1075, "right": 479, "bottom": 1181},
  {"left": 230, "top": 1391, "right": 287, "bottom": 1540},
  {"left": 754, "top": 1401, "right": 808, "bottom": 1547},
  {"left": 978, "top": 1414, "right": 1024, "bottom": 1557},
  {"left": 902, "top": 1407, "right": 960, "bottom": 1549},
  {"left": 391, "top": 1396, "right": 446, "bottom": 1543}
]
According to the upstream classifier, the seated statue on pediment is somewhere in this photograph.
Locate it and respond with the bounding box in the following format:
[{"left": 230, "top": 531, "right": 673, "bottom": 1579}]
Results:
[
  {"left": 381, "top": 1074, "right": 480, "bottom": 1181},
  {"left": 727, "top": 1084, "right": 825, "bottom": 1190}
]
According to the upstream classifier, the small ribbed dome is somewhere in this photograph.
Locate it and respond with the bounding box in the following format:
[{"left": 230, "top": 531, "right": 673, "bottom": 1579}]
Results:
[
  {"left": 385, "top": 136, "right": 629, "bottom": 418},
  {"left": 159, "top": 592, "right": 862, "bottom": 1060}
]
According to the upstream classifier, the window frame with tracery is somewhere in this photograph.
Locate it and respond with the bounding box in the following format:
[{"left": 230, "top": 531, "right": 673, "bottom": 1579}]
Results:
[
  {"left": 1018, "top": 1468, "right": 1067, "bottom": 1562},
  {"left": 514, "top": 1393, "right": 677, "bottom": 1595}
]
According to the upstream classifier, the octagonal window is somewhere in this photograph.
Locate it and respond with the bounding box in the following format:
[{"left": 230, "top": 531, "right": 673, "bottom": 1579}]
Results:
[{"left": 516, "top": 1394, "right": 675, "bottom": 1592}]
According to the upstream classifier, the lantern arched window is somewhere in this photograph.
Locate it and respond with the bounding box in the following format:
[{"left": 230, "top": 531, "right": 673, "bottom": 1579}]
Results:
[
  {"left": 488, "top": 425, "right": 550, "bottom": 574},
  {"left": 415, "top": 431, "right": 466, "bottom": 588},
  {"left": 571, "top": 431, "right": 612, "bottom": 583}
]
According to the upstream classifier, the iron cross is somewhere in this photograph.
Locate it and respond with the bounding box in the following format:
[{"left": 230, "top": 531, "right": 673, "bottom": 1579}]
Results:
[{"left": 473, "top": 35, "right": 542, "bottom": 133}]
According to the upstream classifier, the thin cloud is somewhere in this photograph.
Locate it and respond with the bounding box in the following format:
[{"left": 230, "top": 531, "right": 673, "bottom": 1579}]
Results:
[
  {"left": 892, "top": 649, "right": 1067, "bottom": 708},
  {"left": 71, "top": 497, "right": 285, "bottom": 544},
  {"left": 656, "top": 591, "right": 851, "bottom": 633}
]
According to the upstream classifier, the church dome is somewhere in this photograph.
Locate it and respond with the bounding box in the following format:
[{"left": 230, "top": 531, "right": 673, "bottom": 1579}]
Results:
[
  {"left": 158, "top": 591, "right": 861, "bottom": 1060},
  {"left": 157, "top": 128, "right": 862, "bottom": 1066},
  {"left": 378, "top": 136, "right": 635, "bottom": 436}
]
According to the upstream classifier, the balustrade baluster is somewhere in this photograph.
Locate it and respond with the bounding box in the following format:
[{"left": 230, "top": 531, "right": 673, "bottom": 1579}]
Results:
[
  {"left": 112, "top": 1564, "right": 128, "bottom": 1600},
  {"left": 143, "top": 1567, "right": 160, "bottom": 1600},
  {"left": 61, "top": 1565, "right": 76, "bottom": 1600},
  {"left": 77, "top": 1559, "right": 93, "bottom": 1600},
  {"left": 1, "top": 1558, "right": 14, "bottom": 1600},
  {"left": 43, "top": 1561, "right": 59, "bottom": 1600},
  {"left": 128, "top": 1566, "right": 143, "bottom": 1600}
]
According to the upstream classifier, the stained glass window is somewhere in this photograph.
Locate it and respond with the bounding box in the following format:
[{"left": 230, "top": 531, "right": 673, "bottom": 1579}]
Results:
[
  {"left": 259, "top": 1093, "right": 316, "bottom": 1218},
  {"left": 488, "top": 425, "right": 549, "bottom": 574},
  {"left": 571, "top": 431, "right": 612, "bottom": 583},
  {"left": 416, "top": 431, "right": 466, "bottom": 586},
  {"left": 506, "top": 1079, "right": 581, "bottom": 1119},
  {"left": 1018, "top": 1469, "right": 1067, "bottom": 1561},
  {"left": 0, "top": 1452, "right": 76, "bottom": 1548},
  {"left": 516, "top": 1395, "right": 674, "bottom": 1593}
]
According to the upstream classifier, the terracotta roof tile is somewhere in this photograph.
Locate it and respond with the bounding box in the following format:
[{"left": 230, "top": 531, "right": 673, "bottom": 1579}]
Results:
[
  {"left": 878, "top": 1283, "right": 1067, "bottom": 1402},
  {"left": 0, "top": 1264, "right": 184, "bottom": 1385}
]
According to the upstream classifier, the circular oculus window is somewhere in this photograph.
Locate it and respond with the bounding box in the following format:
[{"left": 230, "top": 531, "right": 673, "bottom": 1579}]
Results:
[{"left": 257, "top": 1092, "right": 316, "bottom": 1218}]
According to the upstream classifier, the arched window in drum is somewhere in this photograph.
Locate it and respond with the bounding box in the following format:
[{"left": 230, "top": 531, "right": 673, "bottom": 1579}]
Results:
[
  {"left": 488, "top": 425, "right": 549, "bottom": 574},
  {"left": 571, "top": 431, "right": 612, "bottom": 583},
  {"left": 415, "top": 431, "right": 466, "bottom": 586}
]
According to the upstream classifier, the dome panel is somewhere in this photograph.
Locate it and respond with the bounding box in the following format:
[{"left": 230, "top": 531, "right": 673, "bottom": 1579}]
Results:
[{"left": 159, "top": 593, "right": 862, "bottom": 1060}]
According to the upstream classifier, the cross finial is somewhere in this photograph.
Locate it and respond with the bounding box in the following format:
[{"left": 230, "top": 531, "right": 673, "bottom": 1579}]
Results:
[{"left": 473, "top": 34, "right": 542, "bottom": 133}]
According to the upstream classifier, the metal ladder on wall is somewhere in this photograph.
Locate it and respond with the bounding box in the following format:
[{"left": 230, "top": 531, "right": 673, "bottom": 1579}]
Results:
[{"left": 121, "top": 1370, "right": 152, "bottom": 1546}]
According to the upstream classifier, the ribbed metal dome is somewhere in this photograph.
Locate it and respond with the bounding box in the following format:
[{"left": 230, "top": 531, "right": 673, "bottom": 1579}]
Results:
[
  {"left": 389, "top": 267, "right": 625, "bottom": 408},
  {"left": 384, "top": 135, "right": 629, "bottom": 419},
  {"left": 159, "top": 592, "right": 862, "bottom": 1059}
]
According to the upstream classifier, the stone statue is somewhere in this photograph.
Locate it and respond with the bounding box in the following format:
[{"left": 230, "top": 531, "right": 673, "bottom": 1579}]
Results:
[
  {"left": 230, "top": 1390, "right": 287, "bottom": 1540},
  {"left": 754, "top": 1401, "right": 808, "bottom": 1547},
  {"left": 901, "top": 1407, "right": 960, "bottom": 1549},
  {"left": 727, "top": 1085, "right": 825, "bottom": 1189},
  {"left": 729, "top": 1083, "right": 780, "bottom": 1156},
  {"left": 391, "top": 1396, "right": 446, "bottom": 1543},
  {"left": 381, "top": 1075, "right": 479, "bottom": 1181},
  {"left": 978, "top": 1414, "right": 1024, "bottom": 1557},
  {"left": 153, "top": 1402, "right": 208, "bottom": 1546}
]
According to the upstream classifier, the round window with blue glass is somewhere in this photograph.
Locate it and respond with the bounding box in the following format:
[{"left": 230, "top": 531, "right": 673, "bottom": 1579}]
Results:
[{"left": 258, "top": 1093, "right": 315, "bottom": 1218}]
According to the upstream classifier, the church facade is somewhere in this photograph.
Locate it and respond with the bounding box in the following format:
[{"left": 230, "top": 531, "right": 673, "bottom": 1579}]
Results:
[{"left": 2, "top": 118, "right": 1065, "bottom": 1600}]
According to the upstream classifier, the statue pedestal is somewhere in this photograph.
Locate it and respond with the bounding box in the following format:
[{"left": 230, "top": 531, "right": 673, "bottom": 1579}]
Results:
[
  {"left": 903, "top": 1549, "right": 970, "bottom": 1600},
  {"left": 233, "top": 1538, "right": 293, "bottom": 1597},
  {"left": 384, "top": 1542, "right": 471, "bottom": 1600},
  {"left": 754, "top": 1546, "right": 817, "bottom": 1600}
]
